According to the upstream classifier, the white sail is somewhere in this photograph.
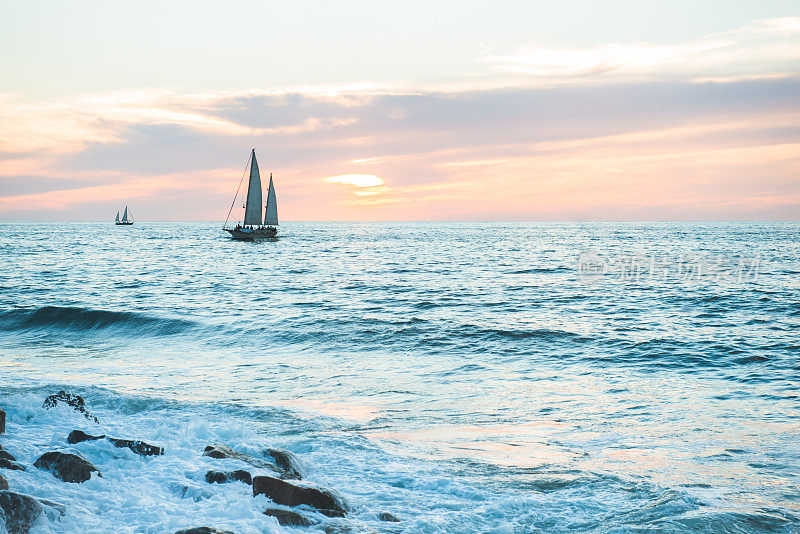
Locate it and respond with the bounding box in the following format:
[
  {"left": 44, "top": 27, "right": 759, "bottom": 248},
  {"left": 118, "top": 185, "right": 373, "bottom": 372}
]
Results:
[
  {"left": 243, "top": 149, "right": 263, "bottom": 226},
  {"left": 122, "top": 207, "right": 129, "bottom": 222},
  {"left": 115, "top": 211, "right": 120, "bottom": 222},
  {"left": 264, "top": 173, "right": 278, "bottom": 226}
]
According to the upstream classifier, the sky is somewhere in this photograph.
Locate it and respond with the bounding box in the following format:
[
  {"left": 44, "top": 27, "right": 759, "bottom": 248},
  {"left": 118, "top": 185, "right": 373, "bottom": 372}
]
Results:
[{"left": 0, "top": 0, "right": 798, "bottom": 221}]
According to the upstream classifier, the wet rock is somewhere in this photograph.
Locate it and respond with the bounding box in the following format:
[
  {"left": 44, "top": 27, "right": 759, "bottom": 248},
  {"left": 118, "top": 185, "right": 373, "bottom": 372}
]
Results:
[
  {"left": 0, "top": 491, "right": 44, "bottom": 534},
  {"left": 174, "top": 528, "right": 234, "bottom": 534},
  {"left": 317, "top": 508, "right": 346, "bottom": 518},
  {"left": 252, "top": 476, "right": 349, "bottom": 516},
  {"left": 0, "top": 445, "right": 25, "bottom": 471},
  {"left": 202, "top": 444, "right": 279, "bottom": 472},
  {"left": 67, "top": 430, "right": 164, "bottom": 456},
  {"left": 66, "top": 430, "right": 103, "bottom": 444},
  {"left": 378, "top": 512, "right": 401, "bottom": 522},
  {"left": 0, "top": 458, "right": 25, "bottom": 471},
  {"left": 264, "top": 448, "right": 305, "bottom": 479},
  {"left": 42, "top": 391, "right": 98, "bottom": 423},
  {"left": 0, "top": 444, "right": 16, "bottom": 462},
  {"left": 0, "top": 408, "right": 5, "bottom": 434},
  {"left": 34, "top": 451, "right": 99, "bottom": 483},
  {"left": 320, "top": 526, "right": 360, "bottom": 534},
  {"left": 0, "top": 475, "right": 7, "bottom": 490},
  {"left": 263, "top": 508, "right": 316, "bottom": 527},
  {"left": 205, "top": 470, "right": 252, "bottom": 485}
]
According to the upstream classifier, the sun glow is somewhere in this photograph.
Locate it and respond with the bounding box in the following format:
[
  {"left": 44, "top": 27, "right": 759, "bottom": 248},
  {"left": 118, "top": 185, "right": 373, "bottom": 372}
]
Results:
[{"left": 324, "top": 174, "right": 385, "bottom": 188}]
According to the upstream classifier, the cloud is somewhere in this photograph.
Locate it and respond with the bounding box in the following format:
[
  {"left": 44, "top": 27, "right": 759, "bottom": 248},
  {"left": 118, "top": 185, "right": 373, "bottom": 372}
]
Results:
[
  {"left": 1, "top": 23, "right": 799, "bottom": 221},
  {"left": 482, "top": 17, "right": 800, "bottom": 84}
]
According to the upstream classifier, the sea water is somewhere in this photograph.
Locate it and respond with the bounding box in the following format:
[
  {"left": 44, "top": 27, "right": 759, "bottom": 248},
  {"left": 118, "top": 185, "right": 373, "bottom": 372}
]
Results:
[{"left": 0, "top": 222, "right": 798, "bottom": 533}]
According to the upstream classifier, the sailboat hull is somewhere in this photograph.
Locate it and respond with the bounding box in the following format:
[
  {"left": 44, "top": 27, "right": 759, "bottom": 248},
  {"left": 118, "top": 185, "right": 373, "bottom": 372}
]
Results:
[
  {"left": 115, "top": 221, "right": 134, "bottom": 226},
  {"left": 225, "top": 226, "right": 277, "bottom": 240}
]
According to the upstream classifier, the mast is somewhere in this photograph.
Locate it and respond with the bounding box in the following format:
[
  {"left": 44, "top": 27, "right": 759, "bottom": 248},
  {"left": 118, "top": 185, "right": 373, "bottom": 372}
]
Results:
[
  {"left": 264, "top": 173, "right": 278, "bottom": 226},
  {"left": 243, "top": 149, "right": 263, "bottom": 226}
]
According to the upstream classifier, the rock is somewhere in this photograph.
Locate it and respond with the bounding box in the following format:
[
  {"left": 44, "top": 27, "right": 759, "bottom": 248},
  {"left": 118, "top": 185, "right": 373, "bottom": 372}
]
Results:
[
  {"left": 264, "top": 448, "right": 305, "bottom": 479},
  {"left": 174, "top": 528, "right": 234, "bottom": 534},
  {"left": 0, "top": 491, "right": 44, "bottom": 534},
  {"left": 202, "top": 444, "right": 279, "bottom": 472},
  {"left": 317, "top": 508, "right": 346, "bottom": 518},
  {"left": 42, "top": 391, "right": 98, "bottom": 423},
  {"left": 0, "top": 458, "right": 25, "bottom": 471},
  {"left": 67, "top": 430, "right": 164, "bottom": 456},
  {"left": 66, "top": 430, "right": 103, "bottom": 444},
  {"left": 205, "top": 470, "right": 252, "bottom": 485},
  {"left": 0, "top": 475, "right": 7, "bottom": 490},
  {"left": 34, "top": 451, "right": 99, "bottom": 483},
  {"left": 0, "top": 409, "right": 5, "bottom": 434},
  {"left": 263, "top": 508, "right": 316, "bottom": 527},
  {"left": 378, "top": 512, "right": 401, "bottom": 522},
  {"left": 0, "top": 446, "right": 16, "bottom": 462},
  {"left": 251, "top": 476, "right": 348, "bottom": 516},
  {"left": 0, "top": 446, "right": 24, "bottom": 471}
]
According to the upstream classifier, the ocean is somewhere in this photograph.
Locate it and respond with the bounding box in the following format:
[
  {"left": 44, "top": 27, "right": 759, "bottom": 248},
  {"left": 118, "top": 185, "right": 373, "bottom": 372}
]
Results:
[{"left": 0, "top": 221, "right": 798, "bottom": 533}]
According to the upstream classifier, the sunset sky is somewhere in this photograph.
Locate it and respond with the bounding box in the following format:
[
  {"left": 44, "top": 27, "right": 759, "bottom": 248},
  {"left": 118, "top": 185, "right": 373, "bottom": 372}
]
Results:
[{"left": 1, "top": 0, "right": 798, "bottom": 221}]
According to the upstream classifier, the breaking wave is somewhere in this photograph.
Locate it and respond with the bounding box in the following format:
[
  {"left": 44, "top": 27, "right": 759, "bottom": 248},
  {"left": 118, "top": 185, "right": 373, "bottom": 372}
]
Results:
[{"left": 0, "top": 306, "right": 196, "bottom": 336}]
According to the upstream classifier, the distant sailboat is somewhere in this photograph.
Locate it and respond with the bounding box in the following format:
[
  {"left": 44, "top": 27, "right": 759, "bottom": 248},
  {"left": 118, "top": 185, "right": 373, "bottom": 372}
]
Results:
[
  {"left": 223, "top": 149, "right": 278, "bottom": 239},
  {"left": 115, "top": 206, "right": 134, "bottom": 226}
]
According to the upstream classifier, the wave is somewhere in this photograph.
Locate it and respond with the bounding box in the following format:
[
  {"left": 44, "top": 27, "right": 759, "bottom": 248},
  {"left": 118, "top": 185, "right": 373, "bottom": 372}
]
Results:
[
  {"left": 507, "top": 267, "right": 570, "bottom": 274},
  {"left": 0, "top": 306, "right": 196, "bottom": 336}
]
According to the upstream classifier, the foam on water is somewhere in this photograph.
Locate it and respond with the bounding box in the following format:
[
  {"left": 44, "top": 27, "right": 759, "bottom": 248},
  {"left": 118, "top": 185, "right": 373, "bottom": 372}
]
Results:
[{"left": 4, "top": 384, "right": 795, "bottom": 534}]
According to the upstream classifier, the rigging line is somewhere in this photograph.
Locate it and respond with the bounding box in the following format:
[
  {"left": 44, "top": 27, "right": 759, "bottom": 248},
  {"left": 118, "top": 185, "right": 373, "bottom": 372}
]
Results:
[{"left": 223, "top": 151, "right": 252, "bottom": 229}]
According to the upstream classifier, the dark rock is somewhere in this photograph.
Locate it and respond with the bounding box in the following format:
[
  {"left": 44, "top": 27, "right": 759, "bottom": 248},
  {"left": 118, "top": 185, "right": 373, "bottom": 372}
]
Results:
[
  {"left": 0, "top": 409, "right": 5, "bottom": 434},
  {"left": 205, "top": 470, "right": 252, "bottom": 485},
  {"left": 66, "top": 430, "right": 103, "bottom": 444},
  {"left": 174, "top": 528, "right": 235, "bottom": 534},
  {"left": 264, "top": 448, "right": 305, "bottom": 479},
  {"left": 317, "top": 508, "right": 346, "bottom": 518},
  {"left": 263, "top": 508, "right": 316, "bottom": 527},
  {"left": 0, "top": 445, "right": 24, "bottom": 471},
  {"left": 42, "top": 391, "right": 98, "bottom": 423},
  {"left": 320, "top": 526, "right": 359, "bottom": 534},
  {"left": 378, "top": 512, "right": 401, "bottom": 522},
  {"left": 34, "top": 451, "right": 99, "bottom": 483},
  {"left": 202, "top": 444, "right": 279, "bottom": 472},
  {"left": 0, "top": 491, "right": 44, "bottom": 534},
  {"left": 252, "top": 476, "right": 348, "bottom": 516},
  {"left": 0, "top": 475, "right": 7, "bottom": 490},
  {"left": 0, "top": 458, "right": 25, "bottom": 471},
  {"left": 68, "top": 430, "right": 164, "bottom": 456},
  {"left": 107, "top": 436, "right": 163, "bottom": 456}
]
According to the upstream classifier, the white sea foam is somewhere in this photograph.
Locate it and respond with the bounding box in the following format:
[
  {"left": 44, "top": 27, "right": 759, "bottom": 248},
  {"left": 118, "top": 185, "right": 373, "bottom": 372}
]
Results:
[{"left": 1, "top": 386, "right": 536, "bottom": 533}]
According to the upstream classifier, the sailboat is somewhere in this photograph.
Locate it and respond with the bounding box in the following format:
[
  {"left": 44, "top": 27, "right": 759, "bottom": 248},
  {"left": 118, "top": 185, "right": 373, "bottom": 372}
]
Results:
[
  {"left": 115, "top": 206, "right": 134, "bottom": 226},
  {"left": 223, "top": 149, "right": 278, "bottom": 239}
]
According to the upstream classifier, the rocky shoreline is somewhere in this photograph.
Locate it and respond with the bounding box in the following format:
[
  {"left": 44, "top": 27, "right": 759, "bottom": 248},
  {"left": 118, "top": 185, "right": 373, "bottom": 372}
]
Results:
[{"left": 0, "top": 392, "right": 401, "bottom": 533}]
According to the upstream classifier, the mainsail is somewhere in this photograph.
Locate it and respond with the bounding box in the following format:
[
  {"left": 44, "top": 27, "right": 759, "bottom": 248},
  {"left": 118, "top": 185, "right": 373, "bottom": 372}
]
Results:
[
  {"left": 122, "top": 207, "right": 129, "bottom": 223},
  {"left": 243, "top": 150, "right": 263, "bottom": 226},
  {"left": 115, "top": 211, "right": 120, "bottom": 223},
  {"left": 264, "top": 173, "right": 278, "bottom": 226}
]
